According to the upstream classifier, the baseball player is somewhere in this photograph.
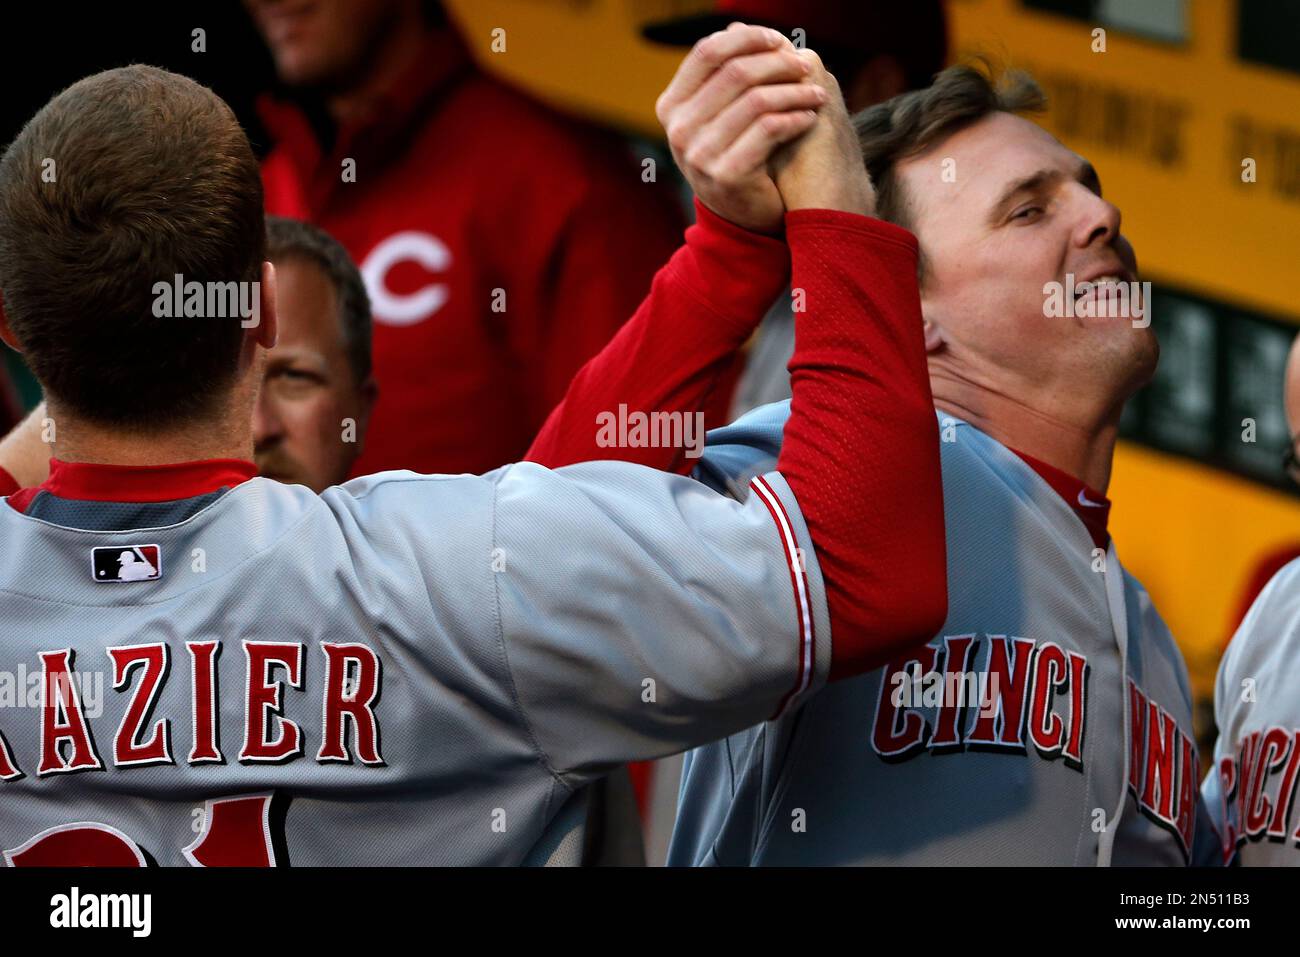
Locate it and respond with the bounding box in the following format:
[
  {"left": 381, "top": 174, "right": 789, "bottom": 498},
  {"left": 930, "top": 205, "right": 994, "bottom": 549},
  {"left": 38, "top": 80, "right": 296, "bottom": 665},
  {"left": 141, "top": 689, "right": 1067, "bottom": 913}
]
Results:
[
  {"left": 255, "top": 215, "right": 646, "bottom": 862},
  {"left": 642, "top": 0, "right": 949, "bottom": 419},
  {"left": 1200, "top": 334, "right": 1300, "bottom": 865},
  {"left": 532, "top": 57, "right": 1220, "bottom": 865},
  {"left": 248, "top": 0, "right": 691, "bottom": 478},
  {"left": 0, "top": 31, "right": 946, "bottom": 866}
]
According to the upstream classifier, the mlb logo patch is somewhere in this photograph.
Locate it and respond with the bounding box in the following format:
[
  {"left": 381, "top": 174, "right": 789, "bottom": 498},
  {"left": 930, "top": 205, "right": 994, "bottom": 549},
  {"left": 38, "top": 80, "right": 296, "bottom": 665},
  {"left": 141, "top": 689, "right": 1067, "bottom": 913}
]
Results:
[{"left": 91, "top": 544, "right": 162, "bottom": 583}]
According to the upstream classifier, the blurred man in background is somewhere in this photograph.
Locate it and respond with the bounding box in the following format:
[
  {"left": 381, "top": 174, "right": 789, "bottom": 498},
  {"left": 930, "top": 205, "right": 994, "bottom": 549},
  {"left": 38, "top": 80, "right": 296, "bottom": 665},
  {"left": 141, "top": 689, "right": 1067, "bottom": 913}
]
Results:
[
  {"left": 256, "top": 214, "right": 647, "bottom": 862},
  {"left": 256, "top": 216, "right": 376, "bottom": 492},
  {"left": 645, "top": 0, "right": 948, "bottom": 416},
  {"left": 247, "top": 0, "right": 686, "bottom": 476}
]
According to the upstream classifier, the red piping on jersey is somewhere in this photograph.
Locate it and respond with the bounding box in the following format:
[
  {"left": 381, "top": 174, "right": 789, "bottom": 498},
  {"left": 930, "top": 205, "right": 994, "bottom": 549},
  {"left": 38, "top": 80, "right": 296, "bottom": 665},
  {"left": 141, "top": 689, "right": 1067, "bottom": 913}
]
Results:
[
  {"left": 751, "top": 475, "right": 814, "bottom": 718},
  {"left": 5, "top": 458, "right": 257, "bottom": 514},
  {"left": 775, "top": 210, "right": 948, "bottom": 679}
]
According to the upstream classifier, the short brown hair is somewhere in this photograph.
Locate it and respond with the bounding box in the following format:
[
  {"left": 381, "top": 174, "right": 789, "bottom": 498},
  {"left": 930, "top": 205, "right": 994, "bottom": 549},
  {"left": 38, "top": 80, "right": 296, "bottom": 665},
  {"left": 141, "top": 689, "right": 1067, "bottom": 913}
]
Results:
[
  {"left": 266, "top": 217, "right": 372, "bottom": 385},
  {"left": 853, "top": 60, "right": 1046, "bottom": 266},
  {"left": 0, "top": 65, "right": 265, "bottom": 429}
]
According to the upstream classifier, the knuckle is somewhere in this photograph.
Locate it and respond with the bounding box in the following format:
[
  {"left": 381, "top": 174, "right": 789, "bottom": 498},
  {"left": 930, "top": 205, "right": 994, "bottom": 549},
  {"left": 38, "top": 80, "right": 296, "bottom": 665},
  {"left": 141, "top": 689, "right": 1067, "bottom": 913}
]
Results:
[
  {"left": 744, "top": 86, "right": 774, "bottom": 111},
  {"left": 720, "top": 57, "right": 751, "bottom": 85},
  {"left": 780, "top": 50, "right": 805, "bottom": 72},
  {"left": 665, "top": 120, "right": 690, "bottom": 152},
  {"left": 702, "top": 155, "right": 729, "bottom": 180},
  {"left": 694, "top": 33, "right": 726, "bottom": 65}
]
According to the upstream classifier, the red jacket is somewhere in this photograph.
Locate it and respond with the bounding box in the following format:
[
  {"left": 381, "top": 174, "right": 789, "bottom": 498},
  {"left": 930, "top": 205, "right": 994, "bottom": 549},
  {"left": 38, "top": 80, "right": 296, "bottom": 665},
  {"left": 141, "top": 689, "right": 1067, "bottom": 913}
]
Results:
[{"left": 260, "top": 26, "right": 685, "bottom": 476}]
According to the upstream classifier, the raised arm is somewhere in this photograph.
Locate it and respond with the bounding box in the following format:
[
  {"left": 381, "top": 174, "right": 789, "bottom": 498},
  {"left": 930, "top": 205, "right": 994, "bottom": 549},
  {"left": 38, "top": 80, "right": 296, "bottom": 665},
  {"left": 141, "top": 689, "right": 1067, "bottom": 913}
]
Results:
[
  {"left": 769, "top": 52, "right": 947, "bottom": 676},
  {"left": 526, "top": 23, "right": 821, "bottom": 471},
  {"left": 533, "top": 40, "right": 948, "bottom": 677},
  {"left": 492, "top": 45, "right": 947, "bottom": 783},
  {"left": 524, "top": 200, "right": 791, "bottom": 473}
]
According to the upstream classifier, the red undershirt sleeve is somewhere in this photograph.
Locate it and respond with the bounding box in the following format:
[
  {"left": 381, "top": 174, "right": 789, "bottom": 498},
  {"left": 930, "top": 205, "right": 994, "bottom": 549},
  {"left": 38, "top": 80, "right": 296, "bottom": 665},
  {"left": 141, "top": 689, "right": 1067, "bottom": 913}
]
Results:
[
  {"left": 776, "top": 209, "right": 948, "bottom": 678},
  {"left": 525, "top": 200, "right": 790, "bottom": 472}
]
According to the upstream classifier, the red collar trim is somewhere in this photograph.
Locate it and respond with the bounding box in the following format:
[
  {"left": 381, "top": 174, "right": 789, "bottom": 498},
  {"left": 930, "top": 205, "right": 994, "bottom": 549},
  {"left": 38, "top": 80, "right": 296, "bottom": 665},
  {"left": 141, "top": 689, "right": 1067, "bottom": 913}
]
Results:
[
  {"left": 17, "top": 458, "right": 256, "bottom": 506},
  {"left": 1012, "top": 449, "right": 1111, "bottom": 550}
]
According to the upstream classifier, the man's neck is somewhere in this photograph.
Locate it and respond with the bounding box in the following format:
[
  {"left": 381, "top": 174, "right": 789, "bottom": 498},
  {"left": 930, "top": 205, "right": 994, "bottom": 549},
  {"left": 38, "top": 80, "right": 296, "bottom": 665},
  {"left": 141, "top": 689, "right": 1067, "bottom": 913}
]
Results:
[
  {"left": 46, "top": 409, "right": 253, "bottom": 469},
  {"left": 929, "top": 365, "right": 1124, "bottom": 494},
  {"left": 326, "top": 14, "right": 430, "bottom": 126}
]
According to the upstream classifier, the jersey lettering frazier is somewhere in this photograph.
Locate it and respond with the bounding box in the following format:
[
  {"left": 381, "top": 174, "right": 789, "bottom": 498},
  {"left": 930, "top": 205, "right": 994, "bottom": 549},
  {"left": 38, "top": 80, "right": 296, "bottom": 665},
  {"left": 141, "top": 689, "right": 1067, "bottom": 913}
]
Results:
[{"left": 0, "top": 640, "right": 384, "bottom": 779}]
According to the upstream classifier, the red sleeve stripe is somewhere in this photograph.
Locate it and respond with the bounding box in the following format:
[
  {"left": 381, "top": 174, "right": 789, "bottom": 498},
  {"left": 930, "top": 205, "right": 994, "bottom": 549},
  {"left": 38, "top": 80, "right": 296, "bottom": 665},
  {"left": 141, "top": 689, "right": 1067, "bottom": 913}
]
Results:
[{"left": 751, "top": 474, "right": 814, "bottom": 719}]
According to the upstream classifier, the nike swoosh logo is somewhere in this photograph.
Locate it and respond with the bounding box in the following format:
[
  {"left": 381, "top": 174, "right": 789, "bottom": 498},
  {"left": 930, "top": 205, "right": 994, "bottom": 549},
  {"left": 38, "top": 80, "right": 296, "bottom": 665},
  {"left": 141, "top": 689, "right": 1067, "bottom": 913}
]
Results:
[{"left": 1077, "top": 488, "right": 1106, "bottom": 508}]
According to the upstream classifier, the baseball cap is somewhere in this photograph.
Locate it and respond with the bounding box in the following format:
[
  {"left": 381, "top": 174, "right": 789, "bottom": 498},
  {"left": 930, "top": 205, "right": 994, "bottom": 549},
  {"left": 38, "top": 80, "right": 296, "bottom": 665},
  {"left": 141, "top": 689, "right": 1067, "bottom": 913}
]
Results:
[{"left": 642, "top": 0, "right": 949, "bottom": 89}]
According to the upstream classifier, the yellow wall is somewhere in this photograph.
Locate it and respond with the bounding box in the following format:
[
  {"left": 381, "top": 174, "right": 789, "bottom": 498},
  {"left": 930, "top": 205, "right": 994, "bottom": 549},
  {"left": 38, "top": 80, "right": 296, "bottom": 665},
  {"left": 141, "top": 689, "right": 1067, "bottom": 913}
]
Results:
[
  {"left": 947, "top": 0, "right": 1300, "bottom": 699},
  {"left": 447, "top": 0, "right": 1300, "bottom": 699},
  {"left": 444, "top": 0, "right": 707, "bottom": 136},
  {"left": 1110, "top": 444, "right": 1299, "bottom": 699},
  {"left": 947, "top": 0, "right": 1300, "bottom": 319}
]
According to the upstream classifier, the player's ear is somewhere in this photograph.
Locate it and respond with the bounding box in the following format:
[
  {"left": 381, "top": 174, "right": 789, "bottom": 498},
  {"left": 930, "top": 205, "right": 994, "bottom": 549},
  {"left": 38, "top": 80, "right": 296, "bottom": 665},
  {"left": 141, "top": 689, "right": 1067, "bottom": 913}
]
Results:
[
  {"left": 923, "top": 319, "right": 944, "bottom": 353},
  {"left": 0, "top": 288, "right": 20, "bottom": 352},
  {"left": 256, "top": 260, "right": 278, "bottom": 350},
  {"left": 921, "top": 297, "right": 944, "bottom": 354}
]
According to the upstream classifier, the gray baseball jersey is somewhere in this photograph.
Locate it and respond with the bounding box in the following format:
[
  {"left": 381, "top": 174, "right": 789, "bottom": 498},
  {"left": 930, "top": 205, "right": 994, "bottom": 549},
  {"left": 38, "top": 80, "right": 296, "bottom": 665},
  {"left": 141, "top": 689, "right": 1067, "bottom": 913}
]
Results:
[
  {"left": 669, "top": 401, "right": 1212, "bottom": 866},
  {"left": 0, "top": 452, "right": 830, "bottom": 866},
  {"left": 1202, "top": 558, "right": 1300, "bottom": 865}
]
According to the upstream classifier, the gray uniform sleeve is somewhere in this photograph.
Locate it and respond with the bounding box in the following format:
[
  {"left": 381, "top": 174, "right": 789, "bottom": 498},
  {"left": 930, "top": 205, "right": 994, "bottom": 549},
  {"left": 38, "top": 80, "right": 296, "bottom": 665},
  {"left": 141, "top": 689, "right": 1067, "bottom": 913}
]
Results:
[{"left": 490, "top": 430, "right": 830, "bottom": 788}]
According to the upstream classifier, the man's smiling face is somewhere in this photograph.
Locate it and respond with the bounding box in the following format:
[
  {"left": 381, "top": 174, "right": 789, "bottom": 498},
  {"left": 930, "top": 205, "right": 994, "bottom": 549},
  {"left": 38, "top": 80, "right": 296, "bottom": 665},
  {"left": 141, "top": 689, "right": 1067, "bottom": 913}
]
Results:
[{"left": 901, "top": 111, "right": 1156, "bottom": 405}]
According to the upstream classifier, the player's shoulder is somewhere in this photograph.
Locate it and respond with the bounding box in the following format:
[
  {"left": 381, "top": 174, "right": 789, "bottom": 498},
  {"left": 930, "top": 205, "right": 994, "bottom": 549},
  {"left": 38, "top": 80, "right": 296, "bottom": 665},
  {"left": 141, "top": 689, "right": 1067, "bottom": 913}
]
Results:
[
  {"left": 932, "top": 411, "right": 1015, "bottom": 484},
  {"left": 1237, "top": 555, "right": 1300, "bottom": 637},
  {"left": 709, "top": 400, "right": 790, "bottom": 451},
  {"left": 1222, "top": 555, "right": 1300, "bottom": 675},
  {"left": 1257, "top": 554, "right": 1300, "bottom": 604},
  {"left": 692, "top": 401, "right": 789, "bottom": 496},
  {"left": 325, "top": 468, "right": 497, "bottom": 523},
  {"left": 327, "top": 462, "right": 620, "bottom": 528}
]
